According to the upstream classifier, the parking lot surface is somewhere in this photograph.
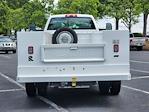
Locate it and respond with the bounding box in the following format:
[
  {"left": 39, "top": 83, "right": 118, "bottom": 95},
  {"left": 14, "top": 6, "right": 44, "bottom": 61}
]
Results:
[{"left": 0, "top": 51, "right": 149, "bottom": 112}]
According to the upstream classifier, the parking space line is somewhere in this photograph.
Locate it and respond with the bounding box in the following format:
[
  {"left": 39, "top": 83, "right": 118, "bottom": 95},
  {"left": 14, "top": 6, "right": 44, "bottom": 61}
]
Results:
[
  {"left": 122, "top": 85, "right": 149, "bottom": 95},
  {"left": 0, "top": 72, "right": 25, "bottom": 89},
  {"left": 0, "top": 72, "right": 68, "bottom": 112},
  {"left": 38, "top": 96, "right": 69, "bottom": 112},
  {"left": 0, "top": 88, "right": 24, "bottom": 93},
  {"left": 0, "top": 55, "right": 11, "bottom": 59},
  {"left": 132, "top": 76, "right": 149, "bottom": 80},
  {"left": 130, "top": 60, "right": 149, "bottom": 64},
  {"left": 130, "top": 69, "right": 149, "bottom": 74}
]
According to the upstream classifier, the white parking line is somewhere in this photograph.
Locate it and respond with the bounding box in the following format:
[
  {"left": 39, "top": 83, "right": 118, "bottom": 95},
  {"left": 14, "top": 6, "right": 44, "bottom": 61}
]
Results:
[
  {"left": 130, "top": 60, "right": 149, "bottom": 64},
  {"left": 38, "top": 96, "right": 69, "bottom": 112},
  {"left": 0, "top": 55, "right": 11, "bottom": 59},
  {"left": 0, "top": 72, "right": 25, "bottom": 89},
  {"left": 0, "top": 72, "right": 69, "bottom": 112},
  {"left": 122, "top": 85, "right": 149, "bottom": 95},
  {"left": 130, "top": 69, "right": 149, "bottom": 74},
  {"left": 0, "top": 88, "right": 24, "bottom": 93},
  {"left": 132, "top": 76, "right": 149, "bottom": 80}
]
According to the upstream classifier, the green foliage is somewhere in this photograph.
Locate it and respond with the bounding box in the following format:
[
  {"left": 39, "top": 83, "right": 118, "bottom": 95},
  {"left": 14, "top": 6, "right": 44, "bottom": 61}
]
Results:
[
  {"left": 53, "top": 0, "right": 100, "bottom": 18},
  {"left": 0, "top": 2, "right": 9, "bottom": 34},
  {"left": 103, "top": 0, "right": 126, "bottom": 20},
  {"left": 5, "top": 0, "right": 29, "bottom": 9},
  {"left": 0, "top": 0, "right": 55, "bottom": 34},
  {"left": 141, "top": 0, "right": 149, "bottom": 14},
  {"left": 7, "top": 8, "right": 25, "bottom": 31},
  {"left": 98, "top": 0, "right": 142, "bottom": 31},
  {"left": 41, "top": 0, "right": 54, "bottom": 13},
  {"left": 22, "top": 0, "right": 46, "bottom": 29},
  {"left": 121, "top": 0, "right": 142, "bottom": 32},
  {"left": 98, "top": 0, "right": 128, "bottom": 30},
  {"left": 0, "top": 0, "right": 148, "bottom": 34}
]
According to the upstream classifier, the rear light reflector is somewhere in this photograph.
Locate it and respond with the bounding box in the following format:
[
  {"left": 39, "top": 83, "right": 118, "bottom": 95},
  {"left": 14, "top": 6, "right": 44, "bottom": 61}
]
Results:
[
  {"left": 113, "top": 44, "right": 119, "bottom": 52},
  {"left": 28, "top": 46, "right": 34, "bottom": 54}
]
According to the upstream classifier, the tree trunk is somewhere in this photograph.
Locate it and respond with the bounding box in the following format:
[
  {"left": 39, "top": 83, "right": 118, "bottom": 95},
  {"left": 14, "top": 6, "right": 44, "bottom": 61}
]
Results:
[
  {"left": 15, "top": 30, "right": 17, "bottom": 37},
  {"left": 129, "top": 15, "right": 132, "bottom": 33},
  {"left": 128, "top": 22, "right": 131, "bottom": 33},
  {"left": 143, "top": 13, "right": 148, "bottom": 36},
  {"left": 115, "top": 18, "right": 119, "bottom": 30}
]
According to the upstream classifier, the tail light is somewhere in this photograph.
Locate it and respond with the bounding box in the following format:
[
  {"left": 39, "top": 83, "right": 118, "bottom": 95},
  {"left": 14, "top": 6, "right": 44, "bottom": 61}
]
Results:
[
  {"left": 113, "top": 44, "right": 119, "bottom": 52},
  {"left": 28, "top": 46, "right": 34, "bottom": 54}
]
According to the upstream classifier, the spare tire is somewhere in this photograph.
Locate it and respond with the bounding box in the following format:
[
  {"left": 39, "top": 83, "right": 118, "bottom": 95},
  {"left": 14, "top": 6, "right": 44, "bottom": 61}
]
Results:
[{"left": 52, "top": 28, "right": 78, "bottom": 44}]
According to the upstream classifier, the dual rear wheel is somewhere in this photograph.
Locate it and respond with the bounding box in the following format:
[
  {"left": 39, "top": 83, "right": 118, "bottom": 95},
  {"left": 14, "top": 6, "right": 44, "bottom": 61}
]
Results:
[
  {"left": 98, "top": 81, "right": 121, "bottom": 95},
  {"left": 25, "top": 83, "right": 48, "bottom": 97},
  {"left": 25, "top": 81, "right": 121, "bottom": 97}
]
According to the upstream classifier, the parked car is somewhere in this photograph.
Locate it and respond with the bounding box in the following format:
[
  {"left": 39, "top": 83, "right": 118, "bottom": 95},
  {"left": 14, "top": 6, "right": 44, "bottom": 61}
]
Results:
[
  {"left": 10, "top": 35, "right": 17, "bottom": 43},
  {"left": 0, "top": 37, "right": 16, "bottom": 53},
  {"left": 129, "top": 33, "right": 146, "bottom": 51}
]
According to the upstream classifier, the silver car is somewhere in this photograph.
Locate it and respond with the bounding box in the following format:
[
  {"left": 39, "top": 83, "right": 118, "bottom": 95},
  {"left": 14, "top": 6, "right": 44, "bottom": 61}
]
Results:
[{"left": 0, "top": 37, "right": 16, "bottom": 53}]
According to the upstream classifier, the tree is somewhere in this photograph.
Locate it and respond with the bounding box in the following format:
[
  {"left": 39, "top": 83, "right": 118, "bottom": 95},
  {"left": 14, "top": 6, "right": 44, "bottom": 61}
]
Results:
[
  {"left": 98, "top": 0, "right": 108, "bottom": 18},
  {"left": 122, "top": 0, "right": 141, "bottom": 32},
  {"left": 0, "top": 2, "right": 9, "bottom": 34},
  {"left": 141, "top": 0, "right": 149, "bottom": 36},
  {"left": 0, "top": 0, "right": 54, "bottom": 34},
  {"left": 53, "top": 0, "right": 100, "bottom": 18},
  {"left": 7, "top": 8, "right": 25, "bottom": 33},
  {"left": 41, "top": 0, "right": 54, "bottom": 14},
  {"left": 22, "top": 0, "right": 47, "bottom": 29},
  {"left": 99, "top": 0, "right": 127, "bottom": 30},
  {"left": 53, "top": 0, "right": 74, "bottom": 14},
  {"left": 71, "top": 0, "right": 100, "bottom": 17},
  {"left": 5, "top": 0, "right": 29, "bottom": 9}
]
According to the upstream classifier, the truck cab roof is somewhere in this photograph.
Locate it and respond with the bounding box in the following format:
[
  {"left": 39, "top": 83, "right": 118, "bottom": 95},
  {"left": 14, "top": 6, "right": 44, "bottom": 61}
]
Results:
[{"left": 49, "top": 14, "right": 94, "bottom": 18}]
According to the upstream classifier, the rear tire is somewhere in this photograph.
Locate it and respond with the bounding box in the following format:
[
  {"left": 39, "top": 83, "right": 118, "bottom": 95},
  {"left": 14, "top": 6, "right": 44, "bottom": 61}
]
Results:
[
  {"left": 36, "top": 83, "right": 48, "bottom": 96},
  {"left": 137, "top": 46, "right": 143, "bottom": 51},
  {"left": 25, "top": 83, "right": 36, "bottom": 97},
  {"left": 5, "top": 51, "right": 8, "bottom": 54},
  {"left": 98, "top": 81, "right": 121, "bottom": 95},
  {"left": 98, "top": 81, "right": 110, "bottom": 95},
  {"left": 110, "top": 81, "right": 121, "bottom": 95},
  {"left": 12, "top": 50, "right": 16, "bottom": 53}
]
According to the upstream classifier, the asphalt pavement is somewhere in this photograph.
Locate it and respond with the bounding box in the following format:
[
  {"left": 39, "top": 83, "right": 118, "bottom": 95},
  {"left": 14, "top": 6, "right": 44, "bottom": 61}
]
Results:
[{"left": 0, "top": 51, "right": 149, "bottom": 112}]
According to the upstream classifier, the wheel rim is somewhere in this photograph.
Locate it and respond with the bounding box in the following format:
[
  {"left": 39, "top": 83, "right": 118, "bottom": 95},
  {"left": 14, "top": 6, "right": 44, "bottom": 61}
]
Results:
[{"left": 56, "top": 31, "right": 74, "bottom": 44}]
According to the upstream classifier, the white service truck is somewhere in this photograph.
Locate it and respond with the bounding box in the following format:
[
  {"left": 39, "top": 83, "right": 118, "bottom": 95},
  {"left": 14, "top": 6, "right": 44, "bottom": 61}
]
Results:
[
  {"left": 17, "top": 14, "right": 131, "bottom": 97},
  {"left": 130, "top": 33, "right": 146, "bottom": 51}
]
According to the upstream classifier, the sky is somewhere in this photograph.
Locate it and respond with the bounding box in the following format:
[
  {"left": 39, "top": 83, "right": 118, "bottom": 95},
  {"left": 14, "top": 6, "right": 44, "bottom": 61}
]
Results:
[{"left": 54, "top": 0, "right": 58, "bottom": 4}]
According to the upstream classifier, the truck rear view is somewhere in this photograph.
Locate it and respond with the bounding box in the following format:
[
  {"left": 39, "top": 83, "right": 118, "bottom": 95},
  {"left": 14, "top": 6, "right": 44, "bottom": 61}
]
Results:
[{"left": 17, "top": 14, "right": 131, "bottom": 97}]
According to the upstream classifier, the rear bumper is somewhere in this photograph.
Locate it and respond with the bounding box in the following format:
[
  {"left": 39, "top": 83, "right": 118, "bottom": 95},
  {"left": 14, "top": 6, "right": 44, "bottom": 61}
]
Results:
[
  {"left": 130, "top": 43, "right": 145, "bottom": 47},
  {"left": 17, "top": 73, "right": 131, "bottom": 83},
  {"left": 0, "top": 47, "right": 16, "bottom": 51},
  {"left": 17, "top": 64, "right": 131, "bottom": 83}
]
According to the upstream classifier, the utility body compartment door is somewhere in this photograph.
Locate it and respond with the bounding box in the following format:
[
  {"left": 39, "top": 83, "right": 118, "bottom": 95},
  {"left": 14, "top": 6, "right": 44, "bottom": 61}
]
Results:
[{"left": 41, "top": 44, "right": 105, "bottom": 63}]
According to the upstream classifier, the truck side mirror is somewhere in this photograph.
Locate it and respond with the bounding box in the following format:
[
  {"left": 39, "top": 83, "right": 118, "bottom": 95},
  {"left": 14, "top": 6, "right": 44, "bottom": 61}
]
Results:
[{"left": 106, "top": 23, "right": 112, "bottom": 30}]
